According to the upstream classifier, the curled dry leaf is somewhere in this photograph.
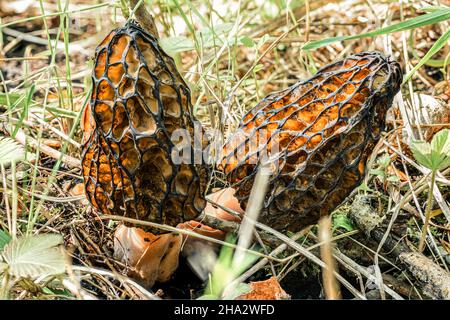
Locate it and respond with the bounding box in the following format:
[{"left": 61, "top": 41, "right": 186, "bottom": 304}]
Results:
[
  {"left": 387, "top": 164, "right": 408, "bottom": 182},
  {"left": 114, "top": 225, "right": 182, "bottom": 287},
  {"left": 41, "top": 139, "right": 62, "bottom": 149},
  {"left": 237, "top": 276, "right": 290, "bottom": 300},
  {"left": 69, "top": 183, "right": 89, "bottom": 205},
  {"left": 69, "top": 183, "right": 85, "bottom": 197},
  {"left": 204, "top": 187, "right": 244, "bottom": 222},
  {"left": 177, "top": 220, "right": 226, "bottom": 241}
]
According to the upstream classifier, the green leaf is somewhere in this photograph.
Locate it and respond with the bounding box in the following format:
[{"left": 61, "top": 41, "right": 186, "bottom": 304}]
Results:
[
  {"left": 387, "top": 175, "right": 401, "bottom": 183},
  {"left": 257, "top": 34, "right": 270, "bottom": 49},
  {"left": 160, "top": 23, "right": 235, "bottom": 54},
  {"left": 358, "top": 182, "right": 372, "bottom": 192},
  {"left": 240, "top": 36, "right": 255, "bottom": 48},
  {"left": 1, "top": 234, "right": 65, "bottom": 278},
  {"left": 332, "top": 213, "right": 355, "bottom": 232},
  {"left": 0, "top": 230, "right": 11, "bottom": 251},
  {"left": 431, "top": 129, "right": 450, "bottom": 170},
  {"left": 197, "top": 23, "right": 234, "bottom": 47},
  {"left": 378, "top": 154, "right": 391, "bottom": 169},
  {"left": 410, "top": 129, "right": 450, "bottom": 170},
  {"left": 203, "top": 234, "right": 259, "bottom": 299},
  {"left": 253, "top": 64, "right": 264, "bottom": 73},
  {"left": 370, "top": 169, "right": 386, "bottom": 177},
  {"left": 222, "top": 283, "right": 252, "bottom": 300},
  {"left": 0, "top": 136, "right": 25, "bottom": 166},
  {"left": 431, "top": 128, "right": 450, "bottom": 156},
  {"left": 410, "top": 140, "right": 434, "bottom": 168},
  {"left": 0, "top": 93, "right": 24, "bottom": 108},
  {"left": 11, "top": 84, "right": 35, "bottom": 138},
  {"left": 160, "top": 36, "right": 195, "bottom": 55},
  {"left": 303, "top": 8, "right": 450, "bottom": 50}
]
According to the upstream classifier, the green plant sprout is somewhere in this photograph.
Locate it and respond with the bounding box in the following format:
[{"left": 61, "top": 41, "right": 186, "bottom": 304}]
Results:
[
  {"left": 0, "top": 234, "right": 66, "bottom": 299},
  {"left": 410, "top": 128, "right": 450, "bottom": 252},
  {"left": 199, "top": 234, "right": 259, "bottom": 300},
  {"left": 369, "top": 153, "right": 401, "bottom": 184}
]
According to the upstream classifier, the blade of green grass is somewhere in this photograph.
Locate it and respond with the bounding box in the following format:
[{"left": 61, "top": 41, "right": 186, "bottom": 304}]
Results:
[
  {"left": 11, "top": 84, "right": 34, "bottom": 138},
  {"left": 0, "top": 229, "right": 11, "bottom": 251},
  {"left": 409, "top": 31, "right": 450, "bottom": 68},
  {"left": 171, "top": 0, "right": 197, "bottom": 39},
  {"left": 403, "top": 28, "right": 450, "bottom": 84},
  {"left": 303, "top": 7, "right": 450, "bottom": 50},
  {"left": 0, "top": 93, "right": 23, "bottom": 108}
]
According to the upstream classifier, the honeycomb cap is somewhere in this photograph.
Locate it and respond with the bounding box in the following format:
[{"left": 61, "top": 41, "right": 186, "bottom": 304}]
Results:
[
  {"left": 81, "top": 21, "right": 209, "bottom": 231},
  {"left": 220, "top": 51, "right": 402, "bottom": 233}
]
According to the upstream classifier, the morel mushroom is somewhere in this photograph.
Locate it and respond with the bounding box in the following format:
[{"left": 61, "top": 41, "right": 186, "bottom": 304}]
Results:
[
  {"left": 220, "top": 51, "right": 402, "bottom": 233},
  {"left": 81, "top": 21, "right": 209, "bottom": 231}
]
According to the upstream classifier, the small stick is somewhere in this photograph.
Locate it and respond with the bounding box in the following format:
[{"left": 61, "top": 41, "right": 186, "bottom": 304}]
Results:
[{"left": 8, "top": 126, "right": 80, "bottom": 169}]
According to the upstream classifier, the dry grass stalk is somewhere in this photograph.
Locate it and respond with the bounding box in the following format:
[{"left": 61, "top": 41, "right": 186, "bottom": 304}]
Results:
[{"left": 318, "top": 216, "right": 341, "bottom": 300}]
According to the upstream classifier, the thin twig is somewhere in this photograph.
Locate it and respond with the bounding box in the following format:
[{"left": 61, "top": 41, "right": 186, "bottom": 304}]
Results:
[{"left": 8, "top": 127, "right": 80, "bottom": 169}]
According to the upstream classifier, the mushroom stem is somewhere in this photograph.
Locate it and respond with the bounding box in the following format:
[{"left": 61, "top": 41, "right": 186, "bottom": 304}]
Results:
[{"left": 128, "top": 0, "right": 159, "bottom": 38}]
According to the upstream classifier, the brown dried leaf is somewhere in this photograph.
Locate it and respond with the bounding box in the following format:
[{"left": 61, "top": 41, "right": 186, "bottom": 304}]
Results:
[
  {"left": 237, "top": 277, "right": 290, "bottom": 300},
  {"left": 114, "top": 225, "right": 182, "bottom": 287}
]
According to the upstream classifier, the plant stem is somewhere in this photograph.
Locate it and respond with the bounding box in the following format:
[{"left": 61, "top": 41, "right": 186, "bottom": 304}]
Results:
[
  {"left": 418, "top": 170, "right": 436, "bottom": 252},
  {"left": 120, "top": 0, "right": 130, "bottom": 19},
  {"left": 0, "top": 273, "right": 10, "bottom": 299}
]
